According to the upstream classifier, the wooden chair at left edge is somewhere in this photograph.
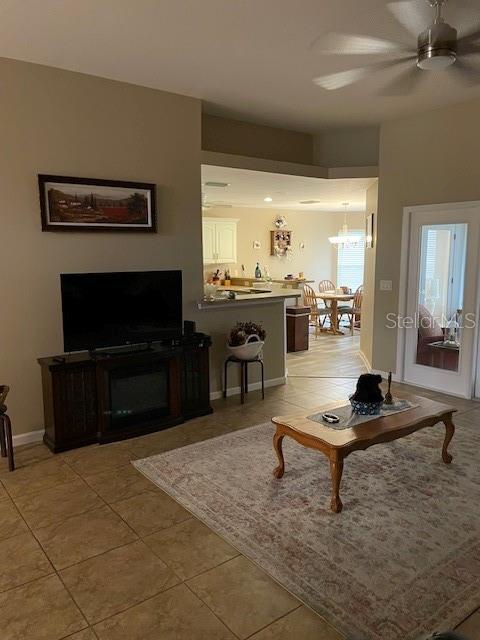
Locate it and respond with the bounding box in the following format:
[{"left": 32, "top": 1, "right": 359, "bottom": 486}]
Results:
[{"left": 0, "top": 386, "right": 14, "bottom": 472}]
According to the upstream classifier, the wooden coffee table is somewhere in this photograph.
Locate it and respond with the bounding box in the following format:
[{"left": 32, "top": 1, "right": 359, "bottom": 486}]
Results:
[{"left": 271, "top": 395, "right": 456, "bottom": 513}]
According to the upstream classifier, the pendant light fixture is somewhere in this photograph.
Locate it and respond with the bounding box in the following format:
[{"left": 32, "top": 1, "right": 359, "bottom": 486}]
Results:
[{"left": 329, "top": 202, "right": 362, "bottom": 246}]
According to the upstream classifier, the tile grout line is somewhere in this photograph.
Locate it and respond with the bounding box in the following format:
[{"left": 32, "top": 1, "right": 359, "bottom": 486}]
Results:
[
  {"left": 69, "top": 465, "right": 144, "bottom": 541},
  {"left": 183, "top": 580, "right": 242, "bottom": 640},
  {"left": 0, "top": 476, "right": 90, "bottom": 632},
  {"left": 11, "top": 481, "right": 107, "bottom": 531},
  {"left": 88, "top": 579, "right": 185, "bottom": 629},
  {"left": 242, "top": 603, "right": 304, "bottom": 640},
  {"left": 25, "top": 463, "right": 153, "bottom": 588},
  {"left": 29, "top": 461, "right": 195, "bottom": 633},
  {"left": 1, "top": 452, "right": 144, "bottom": 630},
  {"left": 60, "top": 625, "right": 99, "bottom": 640},
  {"left": 170, "top": 551, "right": 242, "bottom": 582},
  {"left": 33, "top": 522, "right": 140, "bottom": 572},
  {"left": 55, "top": 568, "right": 183, "bottom": 632}
]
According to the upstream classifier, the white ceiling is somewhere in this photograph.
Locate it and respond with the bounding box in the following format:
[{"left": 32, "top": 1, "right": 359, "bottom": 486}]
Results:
[
  {"left": 1, "top": 0, "right": 480, "bottom": 131},
  {"left": 201, "top": 166, "right": 376, "bottom": 212}
]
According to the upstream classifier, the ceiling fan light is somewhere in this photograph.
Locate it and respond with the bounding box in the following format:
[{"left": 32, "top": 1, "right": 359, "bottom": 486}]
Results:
[{"left": 417, "top": 50, "right": 456, "bottom": 70}]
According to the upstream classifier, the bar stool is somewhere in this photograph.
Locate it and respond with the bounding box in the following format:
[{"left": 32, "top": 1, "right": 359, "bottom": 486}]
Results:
[
  {"left": 224, "top": 356, "right": 265, "bottom": 404},
  {"left": 0, "top": 386, "right": 14, "bottom": 472}
]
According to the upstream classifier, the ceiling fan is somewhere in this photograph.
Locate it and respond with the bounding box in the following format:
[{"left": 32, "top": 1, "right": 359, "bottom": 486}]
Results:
[{"left": 312, "top": 0, "right": 480, "bottom": 94}]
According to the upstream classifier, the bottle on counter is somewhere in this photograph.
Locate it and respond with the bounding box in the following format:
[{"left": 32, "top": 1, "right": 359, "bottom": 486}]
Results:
[
  {"left": 224, "top": 268, "right": 231, "bottom": 287},
  {"left": 255, "top": 262, "right": 262, "bottom": 279}
]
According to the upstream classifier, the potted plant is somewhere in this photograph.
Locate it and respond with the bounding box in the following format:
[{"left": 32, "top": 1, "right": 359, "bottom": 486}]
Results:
[{"left": 227, "top": 321, "right": 266, "bottom": 360}]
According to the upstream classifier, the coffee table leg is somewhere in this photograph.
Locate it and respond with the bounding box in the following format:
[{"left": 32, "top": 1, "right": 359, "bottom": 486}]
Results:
[
  {"left": 329, "top": 456, "right": 344, "bottom": 513},
  {"left": 273, "top": 430, "right": 285, "bottom": 479},
  {"left": 442, "top": 415, "right": 455, "bottom": 464}
]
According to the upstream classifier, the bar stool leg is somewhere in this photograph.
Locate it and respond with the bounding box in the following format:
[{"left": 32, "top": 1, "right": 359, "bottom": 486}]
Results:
[
  {"left": 0, "top": 417, "right": 6, "bottom": 458},
  {"left": 240, "top": 362, "right": 245, "bottom": 404},
  {"left": 244, "top": 361, "right": 249, "bottom": 394},
  {"left": 224, "top": 359, "right": 229, "bottom": 398},
  {"left": 260, "top": 360, "right": 265, "bottom": 400},
  {"left": 3, "top": 415, "right": 14, "bottom": 472}
]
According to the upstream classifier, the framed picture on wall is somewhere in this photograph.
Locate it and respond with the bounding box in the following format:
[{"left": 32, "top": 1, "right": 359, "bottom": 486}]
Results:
[
  {"left": 366, "top": 213, "right": 374, "bottom": 248},
  {"left": 38, "top": 174, "right": 156, "bottom": 232}
]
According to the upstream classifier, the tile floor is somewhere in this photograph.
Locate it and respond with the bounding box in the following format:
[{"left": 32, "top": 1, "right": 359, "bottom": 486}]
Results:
[
  {"left": 286, "top": 330, "right": 368, "bottom": 379},
  {"left": 1, "top": 375, "right": 479, "bottom": 639}
]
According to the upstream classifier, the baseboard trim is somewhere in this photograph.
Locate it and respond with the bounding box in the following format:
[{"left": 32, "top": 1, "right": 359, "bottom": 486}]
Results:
[
  {"left": 358, "top": 350, "right": 372, "bottom": 372},
  {"left": 210, "top": 376, "right": 286, "bottom": 401},
  {"left": 12, "top": 429, "right": 44, "bottom": 448}
]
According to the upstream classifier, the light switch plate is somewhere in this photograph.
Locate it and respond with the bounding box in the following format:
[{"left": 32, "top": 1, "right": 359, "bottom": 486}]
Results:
[{"left": 379, "top": 280, "right": 392, "bottom": 291}]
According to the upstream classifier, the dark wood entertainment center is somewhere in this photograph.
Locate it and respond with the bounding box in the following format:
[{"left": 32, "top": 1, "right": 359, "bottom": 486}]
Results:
[{"left": 38, "top": 333, "right": 212, "bottom": 453}]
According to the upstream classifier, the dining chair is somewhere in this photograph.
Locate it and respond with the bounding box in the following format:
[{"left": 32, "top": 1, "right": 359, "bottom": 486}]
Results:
[
  {"left": 303, "top": 284, "right": 331, "bottom": 337},
  {"left": 336, "top": 286, "right": 354, "bottom": 325},
  {"left": 317, "top": 279, "right": 336, "bottom": 324},
  {"left": 345, "top": 285, "right": 363, "bottom": 335},
  {"left": 318, "top": 280, "right": 335, "bottom": 295}
]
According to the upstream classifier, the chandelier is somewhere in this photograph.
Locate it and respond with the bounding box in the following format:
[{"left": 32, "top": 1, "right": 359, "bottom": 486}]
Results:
[{"left": 329, "top": 202, "right": 363, "bottom": 247}]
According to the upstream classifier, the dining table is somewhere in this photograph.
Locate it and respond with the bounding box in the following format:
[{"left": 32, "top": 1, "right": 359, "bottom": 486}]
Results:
[{"left": 316, "top": 291, "right": 355, "bottom": 335}]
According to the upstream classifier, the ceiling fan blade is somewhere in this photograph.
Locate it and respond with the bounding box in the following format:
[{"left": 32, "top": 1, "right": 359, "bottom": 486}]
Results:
[
  {"left": 449, "top": 56, "right": 480, "bottom": 86},
  {"left": 457, "top": 25, "right": 480, "bottom": 53},
  {"left": 380, "top": 65, "right": 424, "bottom": 96},
  {"left": 459, "top": 42, "right": 480, "bottom": 56},
  {"left": 309, "top": 32, "right": 410, "bottom": 55},
  {"left": 313, "top": 56, "right": 416, "bottom": 91},
  {"left": 313, "top": 67, "right": 371, "bottom": 90},
  {"left": 387, "top": 1, "right": 431, "bottom": 38}
]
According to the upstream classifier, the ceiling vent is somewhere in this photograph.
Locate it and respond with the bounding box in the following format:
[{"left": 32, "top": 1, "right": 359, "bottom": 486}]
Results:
[
  {"left": 204, "top": 181, "right": 230, "bottom": 188},
  {"left": 299, "top": 200, "right": 322, "bottom": 204}
]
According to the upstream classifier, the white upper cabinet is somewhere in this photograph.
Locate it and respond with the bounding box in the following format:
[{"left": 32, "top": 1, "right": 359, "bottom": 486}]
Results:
[
  {"left": 202, "top": 220, "right": 217, "bottom": 264},
  {"left": 202, "top": 217, "right": 238, "bottom": 264}
]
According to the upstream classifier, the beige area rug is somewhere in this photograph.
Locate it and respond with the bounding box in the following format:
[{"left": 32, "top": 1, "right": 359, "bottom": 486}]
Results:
[{"left": 133, "top": 415, "right": 480, "bottom": 640}]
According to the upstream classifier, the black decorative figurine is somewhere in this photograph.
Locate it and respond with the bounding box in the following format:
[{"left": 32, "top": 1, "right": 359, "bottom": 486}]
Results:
[{"left": 350, "top": 374, "right": 384, "bottom": 415}]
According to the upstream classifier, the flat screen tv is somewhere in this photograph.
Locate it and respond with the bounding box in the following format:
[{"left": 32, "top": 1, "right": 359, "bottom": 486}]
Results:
[{"left": 61, "top": 270, "right": 182, "bottom": 352}]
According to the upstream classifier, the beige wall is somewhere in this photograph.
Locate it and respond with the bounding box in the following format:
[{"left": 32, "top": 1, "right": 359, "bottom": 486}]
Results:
[
  {"left": 373, "top": 98, "right": 480, "bottom": 372},
  {"left": 203, "top": 207, "right": 364, "bottom": 287},
  {"left": 0, "top": 58, "right": 294, "bottom": 437},
  {"left": 359, "top": 181, "right": 378, "bottom": 367},
  {"left": 202, "top": 114, "right": 314, "bottom": 165},
  {"left": 314, "top": 127, "right": 379, "bottom": 168},
  {"left": 201, "top": 302, "right": 287, "bottom": 394},
  {"left": 0, "top": 58, "right": 206, "bottom": 436}
]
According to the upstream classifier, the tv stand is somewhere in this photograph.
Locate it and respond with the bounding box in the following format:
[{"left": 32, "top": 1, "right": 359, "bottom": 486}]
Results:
[{"left": 38, "top": 333, "right": 212, "bottom": 453}]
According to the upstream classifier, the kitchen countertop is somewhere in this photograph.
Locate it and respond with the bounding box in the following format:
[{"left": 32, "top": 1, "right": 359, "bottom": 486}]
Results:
[
  {"left": 230, "top": 276, "right": 313, "bottom": 289},
  {"left": 197, "top": 286, "right": 302, "bottom": 310}
]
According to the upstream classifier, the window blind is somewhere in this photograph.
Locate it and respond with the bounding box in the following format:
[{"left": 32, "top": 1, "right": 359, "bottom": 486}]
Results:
[{"left": 337, "top": 230, "right": 365, "bottom": 293}]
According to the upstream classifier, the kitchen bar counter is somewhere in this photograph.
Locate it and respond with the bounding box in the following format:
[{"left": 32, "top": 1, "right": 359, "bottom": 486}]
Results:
[
  {"left": 197, "top": 286, "right": 301, "bottom": 310},
  {"left": 230, "top": 276, "right": 313, "bottom": 289}
]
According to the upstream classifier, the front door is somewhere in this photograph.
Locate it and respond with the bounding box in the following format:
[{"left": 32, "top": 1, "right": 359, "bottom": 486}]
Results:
[{"left": 403, "top": 205, "right": 480, "bottom": 397}]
